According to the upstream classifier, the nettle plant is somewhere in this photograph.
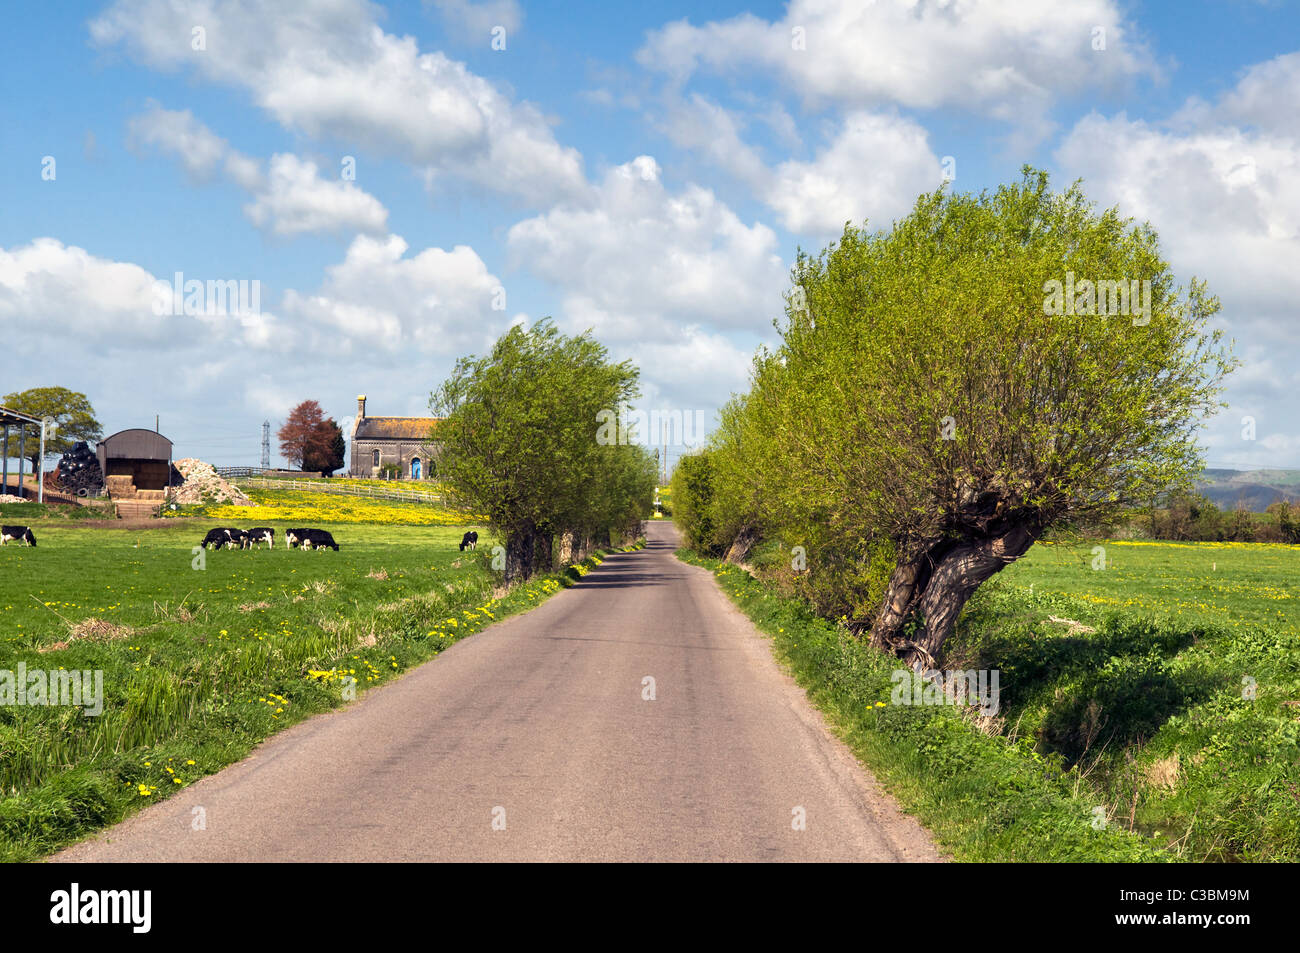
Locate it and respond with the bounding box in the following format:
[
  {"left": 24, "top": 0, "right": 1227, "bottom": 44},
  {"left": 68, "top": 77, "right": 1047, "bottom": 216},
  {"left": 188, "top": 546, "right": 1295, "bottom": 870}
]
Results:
[{"left": 748, "top": 167, "right": 1236, "bottom": 667}]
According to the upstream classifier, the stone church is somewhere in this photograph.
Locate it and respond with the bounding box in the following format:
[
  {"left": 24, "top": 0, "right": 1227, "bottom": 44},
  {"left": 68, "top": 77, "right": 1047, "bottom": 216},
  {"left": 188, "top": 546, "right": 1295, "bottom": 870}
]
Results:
[{"left": 349, "top": 395, "right": 441, "bottom": 479}]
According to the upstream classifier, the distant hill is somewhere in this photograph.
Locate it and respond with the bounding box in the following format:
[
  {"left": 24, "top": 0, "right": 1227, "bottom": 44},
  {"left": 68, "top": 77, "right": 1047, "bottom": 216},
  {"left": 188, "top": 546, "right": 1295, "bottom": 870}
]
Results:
[{"left": 1195, "top": 468, "right": 1300, "bottom": 512}]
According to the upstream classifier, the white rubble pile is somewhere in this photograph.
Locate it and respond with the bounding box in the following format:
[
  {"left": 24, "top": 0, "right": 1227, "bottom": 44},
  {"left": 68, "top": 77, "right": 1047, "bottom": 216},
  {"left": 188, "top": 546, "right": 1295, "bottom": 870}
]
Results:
[
  {"left": 170, "top": 458, "right": 253, "bottom": 506},
  {"left": 0, "top": 494, "right": 27, "bottom": 504}
]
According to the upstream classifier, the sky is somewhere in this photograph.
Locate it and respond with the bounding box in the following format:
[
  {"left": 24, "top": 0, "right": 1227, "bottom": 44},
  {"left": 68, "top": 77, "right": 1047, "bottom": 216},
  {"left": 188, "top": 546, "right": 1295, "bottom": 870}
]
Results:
[{"left": 1, "top": 0, "right": 1298, "bottom": 471}]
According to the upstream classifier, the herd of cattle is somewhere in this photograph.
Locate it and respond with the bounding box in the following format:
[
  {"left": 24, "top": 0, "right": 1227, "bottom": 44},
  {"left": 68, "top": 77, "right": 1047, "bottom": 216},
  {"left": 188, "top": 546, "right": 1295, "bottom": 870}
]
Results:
[
  {"left": 2, "top": 526, "right": 484, "bottom": 553},
  {"left": 200, "top": 527, "right": 340, "bottom": 551}
]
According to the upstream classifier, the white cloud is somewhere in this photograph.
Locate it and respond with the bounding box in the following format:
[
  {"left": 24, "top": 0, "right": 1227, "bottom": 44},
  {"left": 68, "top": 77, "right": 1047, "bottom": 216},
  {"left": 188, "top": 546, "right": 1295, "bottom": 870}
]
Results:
[
  {"left": 508, "top": 156, "right": 787, "bottom": 339},
  {"left": 129, "top": 105, "right": 388, "bottom": 237},
  {"left": 767, "top": 112, "right": 943, "bottom": 235},
  {"left": 127, "top": 105, "right": 230, "bottom": 180},
  {"left": 639, "top": 0, "right": 1157, "bottom": 140},
  {"left": 429, "top": 0, "right": 522, "bottom": 42},
  {"left": 282, "top": 233, "right": 507, "bottom": 355},
  {"left": 658, "top": 95, "right": 944, "bottom": 237},
  {"left": 92, "top": 0, "right": 585, "bottom": 206},
  {"left": 244, "top": 154, "right": 389, "bottom": 237},
  {"left": 1055, "top": 56, "right": 1300, "bottom": 468}
]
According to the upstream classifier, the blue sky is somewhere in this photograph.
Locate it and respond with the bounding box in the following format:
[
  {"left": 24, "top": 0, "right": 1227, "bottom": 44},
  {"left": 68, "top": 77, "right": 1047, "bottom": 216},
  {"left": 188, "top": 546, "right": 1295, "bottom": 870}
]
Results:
[{"left": 3, "top": 0, "right": 1299, "bottom": 471}]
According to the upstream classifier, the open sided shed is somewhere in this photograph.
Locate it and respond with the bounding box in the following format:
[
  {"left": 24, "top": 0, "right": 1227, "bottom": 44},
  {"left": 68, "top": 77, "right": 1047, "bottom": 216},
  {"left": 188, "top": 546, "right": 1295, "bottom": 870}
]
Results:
[
  {"left": 1, "top": 405, "right": 41, "bottom": 498},
  {"left": 96, "top": 429, "right": 174, "bottom": 491}
]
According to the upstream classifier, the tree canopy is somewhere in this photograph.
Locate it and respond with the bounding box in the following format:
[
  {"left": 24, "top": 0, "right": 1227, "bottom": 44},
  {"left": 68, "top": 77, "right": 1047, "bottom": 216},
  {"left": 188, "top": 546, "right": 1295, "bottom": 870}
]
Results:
[
  {"left": 433, "top": 320, "right": 656, "bottom": 581},
  {"left": 2, "top": 386, "right": 103, "bottom": 468},
  {"left": 703, "top": 168, "right": 1236, "bottom": 666}
]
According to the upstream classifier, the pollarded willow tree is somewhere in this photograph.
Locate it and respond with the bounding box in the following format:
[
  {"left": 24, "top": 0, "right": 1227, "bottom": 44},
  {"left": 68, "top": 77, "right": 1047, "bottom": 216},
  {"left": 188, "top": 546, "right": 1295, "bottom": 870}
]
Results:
[
  {"left": 744, "top": 167, "right": 1235, "bottom": 667},
  {"left": 433, "top": 319, "right": 655, "bottom": 582}
]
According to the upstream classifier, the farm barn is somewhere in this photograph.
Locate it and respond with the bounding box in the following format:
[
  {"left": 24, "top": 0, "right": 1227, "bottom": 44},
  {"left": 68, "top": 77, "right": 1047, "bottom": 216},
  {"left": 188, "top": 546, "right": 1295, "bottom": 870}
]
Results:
[
  {"left": 97, "top": 428, "right": 174, "bottom": 517},
  {"left": 0, "top": 405, "right": 42, "bottom": 499}
]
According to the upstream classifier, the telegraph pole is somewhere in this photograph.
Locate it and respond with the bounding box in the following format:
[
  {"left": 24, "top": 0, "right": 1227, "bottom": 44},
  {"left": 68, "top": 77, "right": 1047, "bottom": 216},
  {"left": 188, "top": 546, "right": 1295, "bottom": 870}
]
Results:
[{"left": 261, "top": 421, "right": 271, "bottom": 469}]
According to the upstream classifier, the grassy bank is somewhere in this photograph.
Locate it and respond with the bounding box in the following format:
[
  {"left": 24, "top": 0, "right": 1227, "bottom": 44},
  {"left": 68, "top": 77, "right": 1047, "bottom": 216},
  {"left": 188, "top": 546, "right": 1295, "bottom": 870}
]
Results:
[
  {"left": 682, "top": 537, "right": 1300, "bottom": 862},
  {"left": 0, "top": 521, "right": 636, "bottom": 860}
]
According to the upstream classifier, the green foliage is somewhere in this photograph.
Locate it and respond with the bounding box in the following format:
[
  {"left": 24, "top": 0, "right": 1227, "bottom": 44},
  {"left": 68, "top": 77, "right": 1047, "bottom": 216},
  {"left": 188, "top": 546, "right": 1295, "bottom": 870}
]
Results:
[
  {"left": 668, "top": 450, "right": 718, "bottom": 552},
  {"left": 2, "top": 387, "right": 103, "bottom": 466},
  {"left": 702, "top": 167, "right": 1236, "bottom": 656},
  {"left": 433, "top": 320, "right": 655, "bottom": 579},
  {"left": 677, "top": 549, "right": 1167, "bottom": 862}
]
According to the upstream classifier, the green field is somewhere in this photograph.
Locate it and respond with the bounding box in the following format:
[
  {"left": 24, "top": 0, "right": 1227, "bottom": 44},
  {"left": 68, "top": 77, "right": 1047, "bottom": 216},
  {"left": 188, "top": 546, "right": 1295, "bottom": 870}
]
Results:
[
  {"left": 692, "top": 536, "right": 1300, "bottom": 862},
  {"left": 0, "top": 517, "right": 612, "bottom": 860}
]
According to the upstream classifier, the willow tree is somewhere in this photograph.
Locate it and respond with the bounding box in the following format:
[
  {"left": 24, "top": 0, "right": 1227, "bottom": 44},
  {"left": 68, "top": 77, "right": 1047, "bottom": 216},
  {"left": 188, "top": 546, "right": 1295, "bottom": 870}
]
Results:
[
  {"left": 754, "top": 168, "right": 1234, "bottom": 667},
  {"left": 433, "top": 320, "right": 647, "bottom": 581}
]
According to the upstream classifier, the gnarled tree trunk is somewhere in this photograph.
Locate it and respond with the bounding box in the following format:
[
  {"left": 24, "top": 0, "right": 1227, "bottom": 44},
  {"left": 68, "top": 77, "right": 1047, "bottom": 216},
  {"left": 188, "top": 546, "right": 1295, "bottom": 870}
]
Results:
[
  {"left": 725, "top": 522, "right": 760, "bottom": 564},
  {"left": 870, "top": 524, "right": 1037, "bottom": 668}
]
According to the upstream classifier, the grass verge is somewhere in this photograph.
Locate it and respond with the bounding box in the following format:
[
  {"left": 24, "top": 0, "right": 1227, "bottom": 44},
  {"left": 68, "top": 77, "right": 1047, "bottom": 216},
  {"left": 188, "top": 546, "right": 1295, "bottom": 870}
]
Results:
[{"left": 676, "top": 547, "right": 1169, "bottom": 862}]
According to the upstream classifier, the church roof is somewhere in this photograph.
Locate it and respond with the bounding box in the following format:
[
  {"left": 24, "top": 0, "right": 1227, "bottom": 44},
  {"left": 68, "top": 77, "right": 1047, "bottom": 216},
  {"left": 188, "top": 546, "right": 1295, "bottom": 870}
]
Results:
[{"left": 355, "top": 416, "right": 440, "bottom": 441}]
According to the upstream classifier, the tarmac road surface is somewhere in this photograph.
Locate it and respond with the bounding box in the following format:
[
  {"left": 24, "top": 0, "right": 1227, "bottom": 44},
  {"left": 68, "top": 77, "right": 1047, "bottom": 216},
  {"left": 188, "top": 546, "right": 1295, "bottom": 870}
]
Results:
[{"left": 56, "top": 521, "right": 942, "bottom": 862}]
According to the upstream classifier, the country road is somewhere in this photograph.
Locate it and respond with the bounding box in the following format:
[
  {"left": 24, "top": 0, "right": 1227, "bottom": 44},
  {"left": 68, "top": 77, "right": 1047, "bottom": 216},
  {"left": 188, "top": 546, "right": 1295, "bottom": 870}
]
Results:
[{"left": 55, "top": 521, "right": 942, "bottom": 862}]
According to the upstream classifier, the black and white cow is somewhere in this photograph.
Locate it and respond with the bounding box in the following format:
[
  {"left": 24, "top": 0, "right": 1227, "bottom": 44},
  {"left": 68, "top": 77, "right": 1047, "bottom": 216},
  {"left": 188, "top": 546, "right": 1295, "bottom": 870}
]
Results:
[
  {"left": 0, "top": 526, "right": 36, "bottom": 546},
  {"left": 201, "top": 527, "right": 240, "bottom": 550},
  {"left": 245, "top": 527, "right": 275, "bottom": 549},
  {"left": 284, "top": 528, "right": 310, "bottom": 549},
  {"left": 299, "top": 529, "right": 339, "bottom": 551},
  {"left": 459, "top": 530, "right": 479, "bottom": 552}
]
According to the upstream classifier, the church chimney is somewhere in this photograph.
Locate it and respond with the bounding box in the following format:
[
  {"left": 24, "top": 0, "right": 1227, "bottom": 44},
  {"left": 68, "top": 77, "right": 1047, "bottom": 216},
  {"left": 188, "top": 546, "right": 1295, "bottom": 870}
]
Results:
[{"left": 357, "top": 394, "right": 367, "bottom": 419}]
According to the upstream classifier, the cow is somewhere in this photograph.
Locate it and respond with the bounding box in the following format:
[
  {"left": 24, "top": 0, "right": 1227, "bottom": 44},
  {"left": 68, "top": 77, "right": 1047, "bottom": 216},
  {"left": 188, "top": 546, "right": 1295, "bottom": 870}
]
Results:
[
  {"left": 285, "top": 528, "right": 310, "bottom": 549},
  {"left": 245, "top": 527, "right": 275, "bottom": 549},
  {"left": 300, "top": 529, "right": 339, "bottom": 552},
  {"left": 225, "top": 529, "right": 250, "bottom": 550},
  {"left": 0, "top": 526, "right": 36, "bottom": 546},
  {"left": 201, "top": 527, "right": 241, "bottom": 550},
  {"left": 459, "top": 530, "right": 479, "bottom": 552}
]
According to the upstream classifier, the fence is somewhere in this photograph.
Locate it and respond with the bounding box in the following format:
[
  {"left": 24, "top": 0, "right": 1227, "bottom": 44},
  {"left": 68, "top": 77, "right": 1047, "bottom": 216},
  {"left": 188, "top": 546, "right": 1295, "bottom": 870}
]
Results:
[{"left": 235, "top": 477, "right": 445, "bottom": 505}]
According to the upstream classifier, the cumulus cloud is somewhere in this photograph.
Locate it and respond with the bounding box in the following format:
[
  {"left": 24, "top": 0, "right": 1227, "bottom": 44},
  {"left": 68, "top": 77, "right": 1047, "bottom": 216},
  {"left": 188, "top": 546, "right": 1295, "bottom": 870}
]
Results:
[
  {"left": 92, "top": 0, "right": 585, "bottom": 205},
  {"left": 508, "top": 155, "right": 787, "bottom": 338},
  {"left": 1055, "top": 56, "right": 1300, "bottom": 466},
  {"left": 639, "top": 0, "right": 1157, "bottom": 141},
  {"left": 129, "top": 105, "right": 388, "bottom": 237},
  {"left": 281, "top": 233, "right": 508, "bottom": 355},
  {"left": 244, "top": 154, "right": 389, "bottom": 237}
]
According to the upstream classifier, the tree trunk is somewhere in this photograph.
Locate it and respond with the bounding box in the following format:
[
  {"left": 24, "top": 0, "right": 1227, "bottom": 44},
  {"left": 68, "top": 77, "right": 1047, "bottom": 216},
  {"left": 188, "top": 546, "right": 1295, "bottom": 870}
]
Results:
[
  {"left": 536, "top": 533, "right": 555, "bottom": 572},
  {"left": 558, "top": 530, "right": 577, "bottom": 566},
  {"left": 504, "top": 525, "right": 538, "bottom": 583},
  {"left": 724, "top": 522, "right": 760, "bottom": 563},
  {"left": 870, "top": 525, "right": 1037, "bottom": 668}
]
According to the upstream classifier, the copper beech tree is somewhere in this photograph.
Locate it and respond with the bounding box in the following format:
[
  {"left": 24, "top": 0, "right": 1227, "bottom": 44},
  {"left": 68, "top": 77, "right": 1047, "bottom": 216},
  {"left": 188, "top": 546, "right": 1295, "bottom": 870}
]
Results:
[
  {"left": 704, "top": 169, "right": 1236, "bottom": 668},
  {"left": 277, "top": 400, "right": 336, "bottom": 471}
]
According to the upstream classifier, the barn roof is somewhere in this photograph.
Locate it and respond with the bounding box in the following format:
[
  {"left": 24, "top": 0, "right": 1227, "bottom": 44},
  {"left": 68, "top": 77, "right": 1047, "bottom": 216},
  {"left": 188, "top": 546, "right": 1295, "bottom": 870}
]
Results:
[
  {"left": 97, "top": 428, "right": 173, "bottom": 460},
  {"left": 355, "top": 417, "right": 440, "bottom": 441}
]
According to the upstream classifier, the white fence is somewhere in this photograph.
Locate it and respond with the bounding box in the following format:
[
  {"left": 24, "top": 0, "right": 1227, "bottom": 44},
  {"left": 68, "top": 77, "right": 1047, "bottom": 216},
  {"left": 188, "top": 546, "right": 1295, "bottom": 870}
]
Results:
[{"left": 235, "top": 477, "right": 445, "bottom": 505}]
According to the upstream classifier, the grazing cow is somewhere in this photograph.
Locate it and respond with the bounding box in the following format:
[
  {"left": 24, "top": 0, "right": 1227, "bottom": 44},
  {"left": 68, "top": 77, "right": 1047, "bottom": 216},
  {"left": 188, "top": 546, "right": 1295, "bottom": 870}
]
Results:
[
  {"left": 245, "top": 527, "right": 275, "bottom": 549},
  {"left": 459, "top": 530, "right": 479, "bottom": 552},
  {"left": 300, "top": 529, "right": 339, "bottom": 552},
  {"left": 201, "top": 527, "right": 240, "bottom": 550},
  {"left": 284, "top": 528, "right": 310, "bottom": 549},
  {"left": 0, "top": 526, "right": 36, "bottom": 546}
]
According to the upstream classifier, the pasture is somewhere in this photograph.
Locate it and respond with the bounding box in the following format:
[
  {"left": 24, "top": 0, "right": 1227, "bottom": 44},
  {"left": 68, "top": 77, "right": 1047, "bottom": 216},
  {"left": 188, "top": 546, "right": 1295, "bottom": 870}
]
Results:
[
  {"left": 690, "top": 536, "right": 1300, "bottom": 861},
  {"left": 0, "top": 517, "right": 581, "bottom": 860}
]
